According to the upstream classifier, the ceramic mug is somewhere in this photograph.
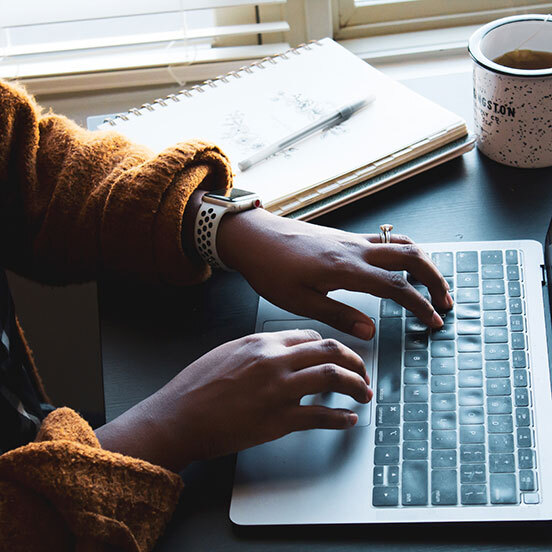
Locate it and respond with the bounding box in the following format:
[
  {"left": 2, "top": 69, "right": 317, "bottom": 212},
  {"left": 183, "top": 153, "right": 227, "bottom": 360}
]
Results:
[{"left": 468, "top": 14, "right": 552, "bottom": 168}]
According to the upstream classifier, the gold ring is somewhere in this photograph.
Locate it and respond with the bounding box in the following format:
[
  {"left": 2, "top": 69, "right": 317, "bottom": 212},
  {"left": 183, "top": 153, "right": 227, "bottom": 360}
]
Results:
[{"left": 379, "top": 224, "right": 393, "bottom": 244}]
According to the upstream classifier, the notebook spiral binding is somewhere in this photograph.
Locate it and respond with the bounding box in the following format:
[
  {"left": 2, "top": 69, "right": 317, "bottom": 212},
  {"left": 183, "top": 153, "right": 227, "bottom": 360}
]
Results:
[{"left": 103, "top": 40, "right": 323, "bottom": 126}]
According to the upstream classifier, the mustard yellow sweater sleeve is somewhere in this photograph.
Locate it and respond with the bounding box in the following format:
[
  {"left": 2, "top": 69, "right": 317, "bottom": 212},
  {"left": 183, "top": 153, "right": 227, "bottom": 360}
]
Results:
[
  {"left": 0, "top": 79, "right": 233, "bottom": 286},
  {"left": 0, "top": 408, "right": 184, "bottom": 552}
]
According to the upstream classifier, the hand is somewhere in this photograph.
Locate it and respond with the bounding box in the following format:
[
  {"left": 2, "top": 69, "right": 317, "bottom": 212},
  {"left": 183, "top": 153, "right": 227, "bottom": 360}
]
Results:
[
  {"left": 218, "top": 208, "right": 453, "bottom": 340},
  {"left": 96, "top": 329, "right": 372, "bottom": 471}
]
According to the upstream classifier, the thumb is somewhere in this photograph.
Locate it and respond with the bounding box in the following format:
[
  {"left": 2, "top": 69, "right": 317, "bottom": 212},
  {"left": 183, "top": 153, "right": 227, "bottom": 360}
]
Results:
[{"left": 296, "top": 289, "right": 376, "bottom": 340}]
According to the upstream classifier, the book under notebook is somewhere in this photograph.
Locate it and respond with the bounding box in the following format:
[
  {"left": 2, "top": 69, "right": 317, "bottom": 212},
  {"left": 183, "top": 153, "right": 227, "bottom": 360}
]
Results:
[{"left": 98, "top": 38, "right": 471, "bottom": 218}]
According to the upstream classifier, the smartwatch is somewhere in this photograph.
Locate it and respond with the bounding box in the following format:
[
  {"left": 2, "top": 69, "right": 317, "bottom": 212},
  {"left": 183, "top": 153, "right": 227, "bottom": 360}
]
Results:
[{"left": 194, "top": 188, "right": 262, "bottom": 270}]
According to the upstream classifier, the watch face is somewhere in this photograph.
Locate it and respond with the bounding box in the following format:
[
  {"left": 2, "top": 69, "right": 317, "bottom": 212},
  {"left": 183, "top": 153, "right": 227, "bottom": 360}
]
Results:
[{"left": 205, "top": 188, "right": 256, "bottom": 202}]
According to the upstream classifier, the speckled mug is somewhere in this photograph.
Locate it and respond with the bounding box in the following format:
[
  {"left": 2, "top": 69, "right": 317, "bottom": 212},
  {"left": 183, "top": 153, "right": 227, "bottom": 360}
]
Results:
[{"left": 468, "top": 15, "right": 552, "bottom": 168}]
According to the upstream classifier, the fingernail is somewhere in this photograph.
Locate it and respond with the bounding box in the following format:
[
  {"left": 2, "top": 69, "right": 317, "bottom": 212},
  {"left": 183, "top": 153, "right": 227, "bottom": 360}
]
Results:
[
  {"left": 352, "top": 322, "right": 374, "bottom": 340},
  {"left": 348, "top": 413, "right": 358, "bottom": 427},
  {"left": 444, "top": 279, "right": 450, "bottom": 291},
  {"left": 432, "top": 311, "right": 444, "bottom": 328},
  {"left": 446, "top": 292, "right": 454, "bottom": 308},
  {"left": 366, "top": 387, "right": 373, "bottom": 402}
]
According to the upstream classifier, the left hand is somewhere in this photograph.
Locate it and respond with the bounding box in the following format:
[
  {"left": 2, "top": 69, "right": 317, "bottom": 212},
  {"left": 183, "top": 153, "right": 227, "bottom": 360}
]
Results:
[{"left": 217, "top": 208, "right": 453, "bottom": 340}]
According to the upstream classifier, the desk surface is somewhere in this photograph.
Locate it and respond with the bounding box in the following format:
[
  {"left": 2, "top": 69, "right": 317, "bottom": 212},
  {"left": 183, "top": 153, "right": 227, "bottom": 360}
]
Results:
[{"left": 99, "top": 69, "right": 552, "bottom": 550}]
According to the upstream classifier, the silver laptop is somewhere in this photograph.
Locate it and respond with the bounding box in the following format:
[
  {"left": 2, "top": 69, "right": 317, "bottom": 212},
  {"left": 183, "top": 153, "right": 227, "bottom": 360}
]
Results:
[{"left": 230, "top": 240, "right": 552, "bottom": 525}]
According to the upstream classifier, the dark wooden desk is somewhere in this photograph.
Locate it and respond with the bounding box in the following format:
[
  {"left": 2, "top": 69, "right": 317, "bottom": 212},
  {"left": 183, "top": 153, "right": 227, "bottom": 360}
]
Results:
[{"left": 99, "top": 70, "right": 552, "bottom": 551}]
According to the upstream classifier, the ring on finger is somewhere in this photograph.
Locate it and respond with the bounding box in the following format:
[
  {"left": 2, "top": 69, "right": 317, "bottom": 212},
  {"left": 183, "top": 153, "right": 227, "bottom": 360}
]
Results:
[{"left": 379, "top": 224, "right": 394, "bottom": 244}]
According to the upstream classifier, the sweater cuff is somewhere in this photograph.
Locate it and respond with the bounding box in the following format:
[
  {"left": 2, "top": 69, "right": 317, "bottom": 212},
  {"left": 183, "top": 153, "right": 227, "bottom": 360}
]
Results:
[{"left": 0, "top": 407, "right": 183, "bottom": 552}]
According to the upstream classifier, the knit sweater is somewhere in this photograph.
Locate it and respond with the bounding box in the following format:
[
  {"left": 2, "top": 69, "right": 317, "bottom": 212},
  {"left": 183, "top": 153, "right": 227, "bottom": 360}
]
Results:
[{"left": 0, "top": 80, "right": 233, "bottom": 551}]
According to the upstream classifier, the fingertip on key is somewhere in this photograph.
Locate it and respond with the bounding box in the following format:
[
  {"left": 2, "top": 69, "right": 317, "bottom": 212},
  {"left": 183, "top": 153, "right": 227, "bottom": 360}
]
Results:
[
  {"left": 352, "top": 321, "right": 375, "bottom": 340},
  {"left": 431, "top": 311, "right": 444, "bottom": 328}
]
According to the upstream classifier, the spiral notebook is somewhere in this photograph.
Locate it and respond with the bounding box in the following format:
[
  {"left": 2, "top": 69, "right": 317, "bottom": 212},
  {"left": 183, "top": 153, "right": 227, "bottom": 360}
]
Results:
[{"left": 98, "top": 38, "right": 473, "bottom": 220}]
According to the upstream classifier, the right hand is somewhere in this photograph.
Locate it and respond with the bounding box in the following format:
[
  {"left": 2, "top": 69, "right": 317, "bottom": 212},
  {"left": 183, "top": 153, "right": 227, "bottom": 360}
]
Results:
[{"left": 95, "top": 329, "right": 372, "bottom": 472}]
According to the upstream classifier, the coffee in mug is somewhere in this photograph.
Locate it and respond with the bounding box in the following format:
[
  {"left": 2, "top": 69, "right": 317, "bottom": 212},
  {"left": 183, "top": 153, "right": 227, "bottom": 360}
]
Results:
[{"left": 468, "top": 14, "right": 552, "bottom": 168}]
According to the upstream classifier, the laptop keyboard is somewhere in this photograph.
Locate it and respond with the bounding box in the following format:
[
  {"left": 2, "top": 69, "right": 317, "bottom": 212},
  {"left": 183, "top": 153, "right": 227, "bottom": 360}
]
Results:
[{"left": 373, "top": 249, "right": 539, "bottom": 507}]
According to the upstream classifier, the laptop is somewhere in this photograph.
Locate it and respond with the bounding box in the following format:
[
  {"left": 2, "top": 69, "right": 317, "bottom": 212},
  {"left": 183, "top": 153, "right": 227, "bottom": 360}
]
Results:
[{"left": 230, "top": 239, "right": 552, "bottom": 525}]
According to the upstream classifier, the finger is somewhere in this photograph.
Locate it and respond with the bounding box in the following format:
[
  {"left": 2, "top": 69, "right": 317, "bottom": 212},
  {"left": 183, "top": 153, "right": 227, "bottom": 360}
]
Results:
[
  {"left": 363, "top": 233, "right": 415, "bottom": 245},
  {"left": 364, "top": 244, "right": 453, "bottom": 311},
  {"left": 286, "top": 364, "right": 372, "bottom": 403},
  {"left": 283, "top": 338, "right": 367, "bottom": 381},
  {"left": 263, "top": 328, "right": 323, "bottom": 347},
  {"left": 291, "top": 288, "right": 376, "bottom": 342},
  {"left": 285, "top": 405, "right": 358, "bottom": 431}
]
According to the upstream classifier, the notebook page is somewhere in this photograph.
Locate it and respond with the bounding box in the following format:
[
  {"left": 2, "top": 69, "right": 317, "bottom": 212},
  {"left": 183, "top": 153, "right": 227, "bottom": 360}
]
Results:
[{"left": 100, "top": 39, "right": 464, "bottom": 207}]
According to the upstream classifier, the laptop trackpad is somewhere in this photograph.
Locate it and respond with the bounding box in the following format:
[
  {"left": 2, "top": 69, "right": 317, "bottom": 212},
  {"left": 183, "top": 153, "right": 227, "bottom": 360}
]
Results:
[{"left": 262, "top": 319, "right": 374, "bottom": 426}]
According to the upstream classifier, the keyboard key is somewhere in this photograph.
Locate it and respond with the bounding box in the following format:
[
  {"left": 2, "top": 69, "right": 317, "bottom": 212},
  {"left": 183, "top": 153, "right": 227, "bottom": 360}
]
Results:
[
  {"left": 515, "top": 408, "right": 531, "bottom": 427},
  {"left": 373, "top": 466, "right": 384, "bottom": 485},
  {"left": 388, "top": 465, "right": 400, "bottom": 485},
  {"left": 375, "top": 446, "right": 400, "bottom": 465},
  {"left": 445, "top": 277, "right": 454, "bottom": 291},
  {"left": 373, "top": 486, "right": 399, "bottom": 506},
  {"left": 490, "top": 474, "right": 517, "bottom": 504},
  {"left": 405, "top": 350, "right": 429, "bottom": 367},
  {"left": 461, "top": 484, "right": 487, "bottom": 504},
  {"left": 458, "top": 335, "right": 482, "bottom": 353},
  {"left": 375, "top": 427, "right": 401, "bottom": 445},
  {"left": 484, "top": 311, "right": 507, "bottom": 326},
  {"left": 489, "top": 434, "right": 514, "bottom": 453},
  {"left": 432, "top": 412, "right": 457, "bottom": 430},
  {"left": 487, "top": 397, "right": 512, "bottom": 415},
  {"left": 458, "top": 371, "right": 483, "bottom": 389},
  {"left": 431, "top": 341, "right": 455, "bottom": 357},
  {"left": 431, "top": 324, "right": 454, "bottom": 340},
  {"left": 431, "top": 375, "right": 456, "bottom": 393},
  {"left": 485, "top": 344, "right": 509, "bottom": 361},
  {"left": 458, "top": 353, "right": 483, "bottom": 370},
  {"left": 458, "top": 288, "right": 480, "bottom": 303},
  {"left": 518, "top": 449, "right": 535, "bottom": 468},
  {"left": 510, "top": 315, "right": 524, "bottom": 331},
  {"left": 514, "top": 388, "right": 529, "bottom": 407},
  {"left": 488, "top": 415, "right": 513, "bottom": 433},
  {"left": 519, "top": 470, "right": 536, "bottom": 492},
  {"left": 431, "top": 469, "right": 458, "bottom": 505},
  {"left": 376, "top": 404, "right": 400, "bottom": 426},
  {"left": 483, "top": 296, "right": 506, "bottom": 310},
  {"left": 380, "top": 299, "right": 403, "bottom": 317},
  {"left": 432, "top": 450, "right": 457, "bottom": 468},
  {"left": 457, "top": 273, "right": 478, "bottom": 287},
  {"left": 405, "top": 333, "right": 428, "bottom": 350},
  {"left": 486, "top": 378, "right": 511, "bottom": 396},
  {"left": 506, "top": 265, "right": 520, "bottom": 281},
  {"left": 486, "top": 361, "right": 510, "bottom": 378},
  {"left": 513, "top": 370, "right": 528, "bottom": 388},
  {"left": 432, "top": 430, "right": 457, "bottom": 449},
  {"left": 404, "top": 404, "right": 429, "bottom": 421},
  {"left": 431, "top": 394, "right": 456, "bottom": 411},
  {"left": 457, "top": 320, "right": 481, "bottom": 335},
  {"left": 460, "top": 444, "right": 485, "bottom": 463},
  {"left": 482, "top": 280, "right": 505, "bottom": 295},
  {"left": 460, "top": 464, "right": 486, "bottom": 484},
  {"left": 404, "top": 422, "right": 428, "bottom": 440},
  {"left": 484, "top": 328, "right": 508, "bottom": 343},
  {"left": 509, "top": 299, "right": 523, "bottom": 315},
  {"left": 460, "top": 425, "right": 485, "bottom": 444},
  {"left": 403, "top": 441, "right": 429, "bottom": 460},
  {"left": 505, "top": 250, "right": 518, "bottom": 264},
  {"left": 482, "top": 264, "right": 504, "bottom": 279},
  {"left": 456, "top": 304, "right": 481, "bottom": 319},
  {"left": 404, "top": 368, "right": 428, "bottom": 384},
  {"left": 431, "top": 358, "right": 455, "bottom": 375},
  {"left": 402, "top": 460, "right": 428, "bottom": 505},
  {"left": 512, "top": 350, "right": 527, "bottom": 368},
  {"left": 456, "top": 251, "right": 478, "bottom": 273},
  {"left": 431, "top": 253, "right": 453, "bottom": 277},
  {"left": 405, "top": 318, "right": 428, "bottom": 333},
  {"left": 511, "top": 333, "right": 525, "bottom": 350},
  {"left": 517, "top": 428, "right": 532, "bottom": 448},
  {"left": 481, "top": 250, "right": 503, "bottom": 265},
  {"left": 377, "top": 318, "right": 403, "bottom": 403},
  {"left": 459, "top": 388, "right": 484, "bottom": 406},
  {"left": 523, "top": 493, "right": 540, "bottom": 505},
  {"left": 508, "top": 281, "right": 522, "bottom": 297},
  {"left": 459, "top": 406, "right": 484, "bottom": 425},
  {"left": 404, "top": 385, "right": 428, "bottom": 403}
]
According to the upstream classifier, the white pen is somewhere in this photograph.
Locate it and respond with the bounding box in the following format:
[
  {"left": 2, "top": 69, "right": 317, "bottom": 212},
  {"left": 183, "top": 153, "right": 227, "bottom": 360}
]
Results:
[{"left": 238, "top": 94, "right": 376, "bottom": 172}]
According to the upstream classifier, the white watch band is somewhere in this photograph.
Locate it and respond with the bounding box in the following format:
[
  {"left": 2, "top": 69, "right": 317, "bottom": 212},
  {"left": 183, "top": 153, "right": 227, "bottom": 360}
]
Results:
[{"left": 195, "top": 202, "right": 231, "bottom": 271}]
